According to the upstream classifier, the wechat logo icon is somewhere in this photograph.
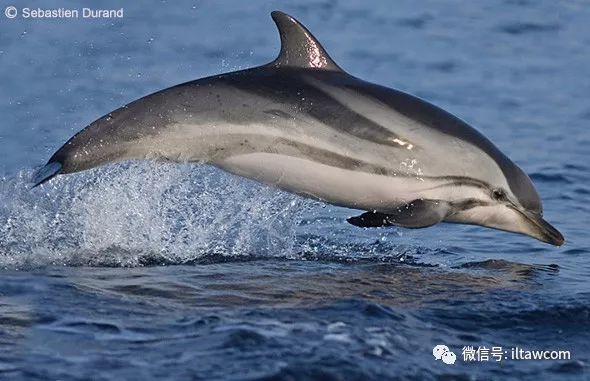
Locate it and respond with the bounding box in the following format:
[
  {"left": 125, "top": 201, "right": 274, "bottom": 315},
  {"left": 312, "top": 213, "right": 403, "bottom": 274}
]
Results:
[{"left": 433, "top": 344, "right": 457, "bottom": 365}]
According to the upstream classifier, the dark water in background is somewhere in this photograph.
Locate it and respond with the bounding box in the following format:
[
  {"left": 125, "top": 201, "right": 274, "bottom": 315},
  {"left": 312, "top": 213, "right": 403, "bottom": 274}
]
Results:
[{"left": 0, "top": 0, "right": 589, "bottom": 380}]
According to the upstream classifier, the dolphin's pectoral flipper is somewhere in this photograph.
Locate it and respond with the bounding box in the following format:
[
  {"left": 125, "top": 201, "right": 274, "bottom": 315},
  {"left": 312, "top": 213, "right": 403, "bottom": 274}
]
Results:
[
  {"left": 31, "top": 161, "right": 62, "bottom": 188},
  {"left": 347, "top": 199, "right": 451, "bottom": 229},
  {"left": 347, "top": 211, "right": 395, "bottom": 228}
]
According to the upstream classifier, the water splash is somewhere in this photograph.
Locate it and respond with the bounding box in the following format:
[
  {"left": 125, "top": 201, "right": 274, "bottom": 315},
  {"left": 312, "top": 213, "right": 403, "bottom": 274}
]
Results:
[{"left": 0, "top": 162, "right": 310, "bottom": 269}]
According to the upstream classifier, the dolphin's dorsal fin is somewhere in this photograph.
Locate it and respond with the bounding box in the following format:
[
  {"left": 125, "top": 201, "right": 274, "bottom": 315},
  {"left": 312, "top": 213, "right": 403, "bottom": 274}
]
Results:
[{"left": 269, "top": 11, "right": 342, "bottom": 71}]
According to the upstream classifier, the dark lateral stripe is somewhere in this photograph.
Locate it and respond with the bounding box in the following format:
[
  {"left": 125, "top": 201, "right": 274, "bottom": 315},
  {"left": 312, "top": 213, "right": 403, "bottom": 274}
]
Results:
[
  {"left": 425, "top": 176, "right": 492, "bottom": 191},
  {"left": 450, "top": 198, "right": 489, "bottom": 210},
  {"left": 213, "top": 134, "right": 396, "bottom": 176},
  {"left": 269, "top": 137, "right": 394, "bottom": 176},
  {"left": 213, "top": 133, "right": 492, "bottom": 194},
  {"left": 225, "top": 74, "right": 416, "bottom": 150}
]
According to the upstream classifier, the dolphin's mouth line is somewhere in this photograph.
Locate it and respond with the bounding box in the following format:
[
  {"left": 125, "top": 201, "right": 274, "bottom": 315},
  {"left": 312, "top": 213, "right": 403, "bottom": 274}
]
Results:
[{"left": 508, "top": 205, "right": 564, "bottom": 246}]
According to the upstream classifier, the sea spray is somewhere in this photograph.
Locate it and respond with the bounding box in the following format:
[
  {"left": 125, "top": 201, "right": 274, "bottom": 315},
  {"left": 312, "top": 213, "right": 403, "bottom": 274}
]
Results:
[{"left": 0, "top": 162, "right": 311, "bottom": 268}]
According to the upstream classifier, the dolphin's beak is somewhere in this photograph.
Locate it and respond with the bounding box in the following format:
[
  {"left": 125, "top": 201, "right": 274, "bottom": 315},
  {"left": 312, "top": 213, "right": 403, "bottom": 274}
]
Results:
[
  {"left": 447, "top": 204, "right": 565, "bottom": 246},
  {"left": 514, "top": 208, "right": 565, "bottom": 246}
]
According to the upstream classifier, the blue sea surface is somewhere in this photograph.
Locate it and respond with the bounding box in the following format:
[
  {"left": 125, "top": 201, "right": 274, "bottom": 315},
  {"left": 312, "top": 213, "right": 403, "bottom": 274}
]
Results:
[{"left": 0, "top": 1, "right": 589, "bottom": 380}]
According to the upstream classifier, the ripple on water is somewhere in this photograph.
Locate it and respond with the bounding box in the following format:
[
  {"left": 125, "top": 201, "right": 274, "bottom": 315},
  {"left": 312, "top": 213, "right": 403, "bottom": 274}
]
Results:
[{"left": 498, "top": 22, "right": 561, "bottom": 35}]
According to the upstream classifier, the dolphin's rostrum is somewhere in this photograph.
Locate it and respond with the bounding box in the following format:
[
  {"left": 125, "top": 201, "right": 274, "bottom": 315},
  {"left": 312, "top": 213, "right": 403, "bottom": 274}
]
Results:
[{"left": 33, "top": 11, "right": 564, "bottom": 246}]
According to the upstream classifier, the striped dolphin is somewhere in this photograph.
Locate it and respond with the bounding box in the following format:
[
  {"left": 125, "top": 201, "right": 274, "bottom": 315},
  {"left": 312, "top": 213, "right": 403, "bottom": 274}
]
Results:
[{"left": 32, "top": 11, "right": 564, "bottom": 246}]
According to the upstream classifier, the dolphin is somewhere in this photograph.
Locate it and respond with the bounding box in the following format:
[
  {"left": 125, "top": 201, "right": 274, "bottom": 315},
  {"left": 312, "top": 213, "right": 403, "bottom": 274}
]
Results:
[{"left": 32, "top": 11, "right": 564, "bottom": 246}]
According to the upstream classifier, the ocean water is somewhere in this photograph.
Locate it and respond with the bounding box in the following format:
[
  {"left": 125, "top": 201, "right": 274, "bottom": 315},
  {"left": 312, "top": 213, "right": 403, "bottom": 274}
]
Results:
[{"left": 0, "top": 1, "right": 589, "bottom": 380}]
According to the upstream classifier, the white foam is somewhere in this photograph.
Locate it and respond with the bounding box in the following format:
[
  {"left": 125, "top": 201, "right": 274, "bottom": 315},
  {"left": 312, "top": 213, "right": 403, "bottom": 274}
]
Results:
[{"left": 0, "top": 162, "right": 311, "bottom": 269}]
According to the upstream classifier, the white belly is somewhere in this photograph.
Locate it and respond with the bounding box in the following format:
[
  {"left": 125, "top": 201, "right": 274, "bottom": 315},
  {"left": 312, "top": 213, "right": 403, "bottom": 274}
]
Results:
[{"left": 217, "top": 153, "right": 422, "bottom": 212}]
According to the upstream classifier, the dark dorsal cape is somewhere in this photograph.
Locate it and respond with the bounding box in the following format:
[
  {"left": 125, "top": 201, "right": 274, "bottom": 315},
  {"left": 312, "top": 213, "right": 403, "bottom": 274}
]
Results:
[{"left": 268, "top": 11, "right": 342, "bottom": 71}]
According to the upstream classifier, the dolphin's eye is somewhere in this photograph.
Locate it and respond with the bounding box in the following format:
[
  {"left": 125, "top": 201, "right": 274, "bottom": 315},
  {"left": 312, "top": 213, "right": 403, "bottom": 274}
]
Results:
[{"left": 492, "top": 188, "right": 507, "bottom": 201}]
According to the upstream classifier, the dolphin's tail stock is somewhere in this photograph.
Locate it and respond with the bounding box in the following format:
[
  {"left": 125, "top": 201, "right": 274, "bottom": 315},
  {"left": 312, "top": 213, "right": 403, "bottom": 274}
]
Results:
[{"left": 31, "top": 161, "right": 62, "bottom": 188}]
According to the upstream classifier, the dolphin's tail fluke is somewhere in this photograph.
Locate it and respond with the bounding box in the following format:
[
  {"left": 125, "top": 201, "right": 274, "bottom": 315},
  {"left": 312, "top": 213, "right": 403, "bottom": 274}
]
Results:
[{"left": 31, "top": 161, "right": 62, "bottom": 188}]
